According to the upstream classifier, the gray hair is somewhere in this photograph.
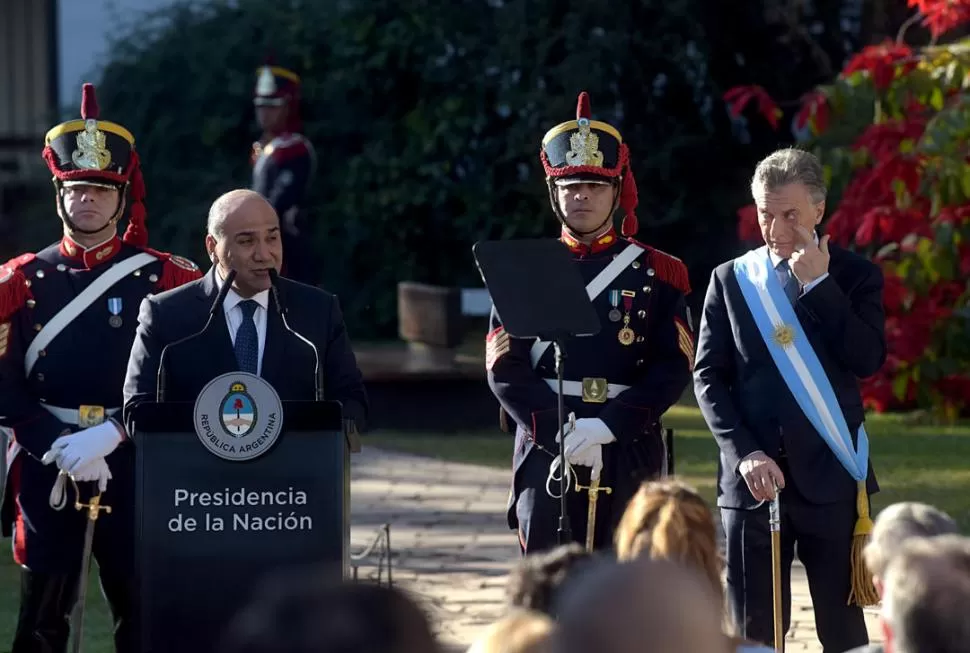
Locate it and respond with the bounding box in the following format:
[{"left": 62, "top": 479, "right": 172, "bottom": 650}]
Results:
[
  {"left": 864, "top": 502, "right": 959, "bottom": 578},
  {"left": 206, "top": 189, "right": 268, "bottom": 240},
  {"left": 882, "top": 535, "right": 970, "bottom": 653},
  {"left": 750, "top": 147, "right": 827, "bottom": 205}
]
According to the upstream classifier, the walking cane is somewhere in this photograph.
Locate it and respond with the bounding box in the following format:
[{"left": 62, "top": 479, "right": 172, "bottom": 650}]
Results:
[{"left": 770, "top": 484, "right": 783, "bottom": 653}]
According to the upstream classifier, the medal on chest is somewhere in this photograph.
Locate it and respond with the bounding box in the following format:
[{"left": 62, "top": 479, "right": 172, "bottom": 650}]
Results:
[
  {"left": 608, "top": 290, "right": 622, "bottom": 322},
  {"left": 107, "top": 297, "right": 123, "bottom": 328},
  {"left": 618, "top": 290, "right": 636, "bottom": 346}
]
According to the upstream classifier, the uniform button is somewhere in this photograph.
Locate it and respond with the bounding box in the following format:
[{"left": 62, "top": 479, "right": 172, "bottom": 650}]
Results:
[
  {"left": 636, "top": 336, "right": 645, "bottom": 343},
  {"left": 149, "top": 274, "right": 159, "bottom": 283},
  {"left": 24, "top": 279, "right": 31, "bottom": 288},
  {"left": 26, "top": 299, "right": 36, "bottom": 308},
  {"left": 133, "top": 270, "right": 142, "bottom": 277},
  {"left": 38, "top": 349, "right": 46, "bottom": 357},
  {"left": 56, "top": 264, "right": 67, "bottom": 272},
  {"left": 33, "top": 323, "right": 42, "bottom": 331},
  {"left": 35, "top": 270, "right": 45, "bottom": 279},
  {"left": 632, "top": 261, "right": 641, "bottom": 269},
  {"left": 642, "top": 286, "right": 652, "bottom": 293},
  {"left": 36, "top": 373, "right": 45, "bottom": 382},
  {"left": 647, "top": 268, "right": 656, "bottom": 276},
  {"left": 636, "top": 359, "right": 644, "bottom": 366},
  {"left": 638, "top": 310, "right": 646, "bottom": 318}
]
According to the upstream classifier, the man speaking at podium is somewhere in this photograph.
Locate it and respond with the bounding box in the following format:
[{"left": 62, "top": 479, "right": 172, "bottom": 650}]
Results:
[{"left": 122, "top": 189, "right": 368, "bottom": 436}]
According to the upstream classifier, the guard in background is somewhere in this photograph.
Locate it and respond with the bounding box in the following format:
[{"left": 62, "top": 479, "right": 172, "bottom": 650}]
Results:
[
  {"left": 0, "top": 83, "right": 203, "bottom": 653},
  {"left": 485, "top": 92, "right": 695, "bottom": 554},
  {"left": 250, "top": 61, "right": 319, "bottom": 286}
]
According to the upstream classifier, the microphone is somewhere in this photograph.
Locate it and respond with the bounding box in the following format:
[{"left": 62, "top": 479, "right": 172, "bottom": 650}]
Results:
[
  {"left": 156, "top": 268, "right": 238, "bottom": 402},
  {"left": 268, "top": 269, "right": 324, "bottom": 401}
]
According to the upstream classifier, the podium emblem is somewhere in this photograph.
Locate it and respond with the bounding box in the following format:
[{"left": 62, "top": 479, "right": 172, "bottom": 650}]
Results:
[
  {"left": 193, "top": 372, "right": 284, "bottom": 461},
  {"left": 220, "top": 383, "right": 257, "bottom": 437}
]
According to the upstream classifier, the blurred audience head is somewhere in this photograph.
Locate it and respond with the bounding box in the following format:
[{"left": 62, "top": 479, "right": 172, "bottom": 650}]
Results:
[
  {"left": 881, "top": 534, "right": 970, "bottom": 653},
  {"left": 218, "top": 568, "right": 439, "bottom": 653},
  {"left": 505, "top": 543, "right": 594, "bottom": 617},
  {"left": 467, "top": 609, "right": 554, "bottom": 653},
  {"left": 864, "top": 501, "right": 958, "bottom": 595},
  {"left": 614, "top": 480, "right": 722, "bottom": 606},
  {"left": 553, "top": 556, "right": 730, "bottom": 653}
]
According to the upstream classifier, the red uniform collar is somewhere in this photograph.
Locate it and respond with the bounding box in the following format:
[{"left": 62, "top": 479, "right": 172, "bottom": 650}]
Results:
[
  {"left": 59, "top": 234, "right": 122, "bottom": 268},
  {"left": 560, "top": 226, "right": 618, "bottom": 255}
]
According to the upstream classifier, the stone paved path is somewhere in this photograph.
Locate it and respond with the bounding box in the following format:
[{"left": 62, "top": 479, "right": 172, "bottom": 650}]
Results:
[{"left": 349, "top": 447, "right": 882, "bottom": 652}]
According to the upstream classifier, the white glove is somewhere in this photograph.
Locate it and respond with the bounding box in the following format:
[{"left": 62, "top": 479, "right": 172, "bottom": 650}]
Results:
[
  {"left": 42, "top": 421, "right": 123, "bottom": 475},
  {"left": 46, "top": 458, "right": 112, "bottom": 509},
  {"left": 570, "top": 443, "right": 604, "bottom": 481},
  {"left": 557, "top": 418, "right": 616, "bottom": 464},
  {"left": 71, "top": 458, "right": 112, "bottom": 493}
]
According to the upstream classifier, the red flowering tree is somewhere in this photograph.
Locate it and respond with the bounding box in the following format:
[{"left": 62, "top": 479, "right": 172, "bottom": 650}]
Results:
[{"left": 726, "top": 1, "right": 970, "bottom": 421}]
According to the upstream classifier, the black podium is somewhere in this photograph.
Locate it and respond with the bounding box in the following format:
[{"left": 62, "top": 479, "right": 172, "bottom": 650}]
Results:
[{"left": 129, "top": 398, "right": 349, "bottom": 653}]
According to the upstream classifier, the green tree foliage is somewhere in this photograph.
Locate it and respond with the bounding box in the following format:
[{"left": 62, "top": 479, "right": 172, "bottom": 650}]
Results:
[{"left": 89, "top": 0, "right": 863, "bottom": 337}]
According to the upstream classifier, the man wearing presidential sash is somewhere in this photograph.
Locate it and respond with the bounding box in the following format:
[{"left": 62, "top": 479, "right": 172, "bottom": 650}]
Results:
[{"left": 693, "top": 148, "right": 883, "bottom": 652}]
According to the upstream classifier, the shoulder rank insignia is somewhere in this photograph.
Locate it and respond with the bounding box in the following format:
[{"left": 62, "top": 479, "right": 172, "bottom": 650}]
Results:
[
  {"left": 0, "top": 321, "right": 10, "bottom": 359},
  {"left": 674, "top": 317, "right": 695, "bottom": 371}
]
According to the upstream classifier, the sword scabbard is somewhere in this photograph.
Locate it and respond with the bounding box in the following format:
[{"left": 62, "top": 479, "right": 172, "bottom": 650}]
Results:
[{"left": 67, "top": 477, "right": 112, "bottom": 653}]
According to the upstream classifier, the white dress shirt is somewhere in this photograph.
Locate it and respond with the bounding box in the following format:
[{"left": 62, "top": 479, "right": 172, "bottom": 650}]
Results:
[{"left": 215, "top": 270, "right": 270, "bottom": 376}]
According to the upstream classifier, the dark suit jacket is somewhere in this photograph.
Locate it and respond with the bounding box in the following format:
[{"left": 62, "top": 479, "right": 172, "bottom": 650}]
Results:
[
  {"left": 693, "top": 244, "right": 884, "bottom": 509},
  {"left": 122, "top": 267, "right": 368, "bottom": 434}
]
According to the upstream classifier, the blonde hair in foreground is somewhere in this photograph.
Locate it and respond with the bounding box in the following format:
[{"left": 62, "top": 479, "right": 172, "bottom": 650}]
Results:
[
  {"left": 614, "top": 479, "right": 723, "bottom": 606},
  {"left": 467, "top": 609, "right": 554, "bottom": 653}
]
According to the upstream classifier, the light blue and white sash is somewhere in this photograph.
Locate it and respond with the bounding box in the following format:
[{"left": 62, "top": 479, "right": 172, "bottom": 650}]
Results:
[{"left": 733, "top": 247, "right": 869, "bottom": 483}]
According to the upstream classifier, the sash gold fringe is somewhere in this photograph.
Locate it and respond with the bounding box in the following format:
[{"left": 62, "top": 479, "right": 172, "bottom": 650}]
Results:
[{"left": 848, "top": 481, "right": 879, "bottom": 607}]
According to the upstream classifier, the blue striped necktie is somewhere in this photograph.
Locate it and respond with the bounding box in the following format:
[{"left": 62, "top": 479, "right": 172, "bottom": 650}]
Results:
[
  {"left": 778, "top": 260, "right": 799, "bottom": 304},
  {"left": 234, "top": 300, "right": 259, "bottom": 374}
]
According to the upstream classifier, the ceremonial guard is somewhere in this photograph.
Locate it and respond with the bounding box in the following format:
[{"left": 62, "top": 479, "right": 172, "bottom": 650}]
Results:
[
  {"left": 250, "top": 61, "right": 318, "bottom": 285},
  {"left": 0, "top": 83, "right": 203, "bottom": 653},
  {"left": 486, "top": 92, "right": 695, "bottom": 554}
]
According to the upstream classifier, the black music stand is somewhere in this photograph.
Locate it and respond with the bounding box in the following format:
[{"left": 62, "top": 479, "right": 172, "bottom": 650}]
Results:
[{"left": 472, "top": 239, "right": 600, "bottom": 544}]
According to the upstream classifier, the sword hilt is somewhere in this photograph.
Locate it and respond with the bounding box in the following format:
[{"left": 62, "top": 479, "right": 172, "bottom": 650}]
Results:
[
  {"left": 574, "top": 478, "right": 613, "bottom": 496},
  {"left": 68, "top": 477, "right": 112, "bottom": 520}
]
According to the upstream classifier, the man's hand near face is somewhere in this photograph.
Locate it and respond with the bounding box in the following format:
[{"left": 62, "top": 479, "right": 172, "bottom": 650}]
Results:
[{"left": 789, "top": 224, "right": 831, "bottom": 286}]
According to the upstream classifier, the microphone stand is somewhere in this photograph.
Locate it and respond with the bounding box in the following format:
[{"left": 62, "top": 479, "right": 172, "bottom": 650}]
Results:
[
  {"left": 267, "top": 269, "right": 324, "bottom": 401},
  {"left": 540, "top": 330, "right": 571, "bottom": 545}
]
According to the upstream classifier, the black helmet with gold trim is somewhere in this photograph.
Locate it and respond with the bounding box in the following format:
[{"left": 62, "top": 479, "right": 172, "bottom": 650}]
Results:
[
  {"left": 42, "top": 83, "right": 148, "bottom": 246},
  {"left": 253, "top": 64, "right": 301, "bottom": 108},
  {"left": 540, "top": 91, "right": 640, "bottom": 237}
]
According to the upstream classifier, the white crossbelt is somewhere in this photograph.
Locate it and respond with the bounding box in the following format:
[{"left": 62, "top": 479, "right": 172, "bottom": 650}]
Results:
[
  {"left": 543, "top": 378, "right": 630, "bottom": 398},
  {"left": 529, "top": 242, "right": 644, "bottom": 368},
  {"left": 39, "top": 403, "right": 120, "bottom": 426},
  {"left": 24, "top": 252, "right": 158, "bottom": 377}
]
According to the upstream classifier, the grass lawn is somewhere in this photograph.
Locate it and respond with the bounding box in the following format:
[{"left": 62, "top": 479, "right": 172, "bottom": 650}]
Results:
[
  {"left": 2, "top": 405, "right": 967, "bottom": 650},
  {"left": 364, "top": 405, "right": 970, "bottom": 532}
]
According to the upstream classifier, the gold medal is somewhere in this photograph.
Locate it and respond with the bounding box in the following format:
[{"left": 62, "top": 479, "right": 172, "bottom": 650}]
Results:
[
  {"left": 618, "top": 327, "right": 635, "bottom": 346},
  {"left": 617, "top": 290, "right": 637, "bottom": 346}
]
